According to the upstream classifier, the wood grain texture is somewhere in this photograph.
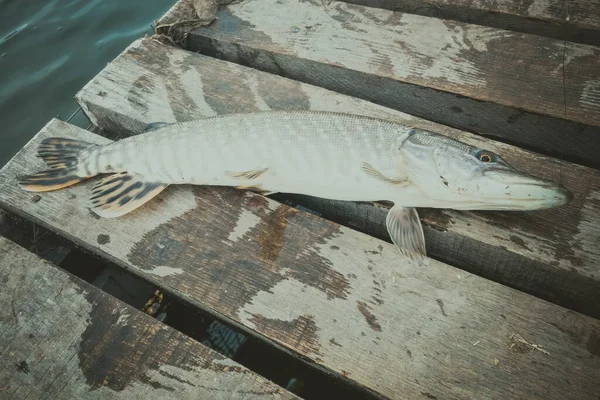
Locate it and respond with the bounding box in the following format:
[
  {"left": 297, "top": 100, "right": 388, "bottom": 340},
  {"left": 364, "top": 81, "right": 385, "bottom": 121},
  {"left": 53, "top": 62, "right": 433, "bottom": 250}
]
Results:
[
  {"left": 0, "top": 237, "right": 295, "bottom": 399},
  {"left": 341, "top": 0, "right": 600, "bottom": 46},
  {"left": 175, "top": 0, "right": 600, "bottom": 169},
  {"left": 2, "top": 120, "right": 600, "bottom": 400},
  {"left": 75, "top": 37, "right": 600, "bottom": 318}
]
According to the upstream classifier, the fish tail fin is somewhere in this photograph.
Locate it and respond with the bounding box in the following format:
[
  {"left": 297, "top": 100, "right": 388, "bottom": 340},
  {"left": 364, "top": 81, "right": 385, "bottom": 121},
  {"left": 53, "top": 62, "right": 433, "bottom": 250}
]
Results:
[
  {"left": 19, "top": 137, "right": 97, "bottom": 192},
  {"left": 37, "top": 137, "right": 96, "bottom": 169}
]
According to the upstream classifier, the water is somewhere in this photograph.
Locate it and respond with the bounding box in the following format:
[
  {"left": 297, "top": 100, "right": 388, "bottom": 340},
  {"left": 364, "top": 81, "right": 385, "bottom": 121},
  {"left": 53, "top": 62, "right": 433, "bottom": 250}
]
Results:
[{"left": 0, "top": 0, "right": 173, "bottom": 168}]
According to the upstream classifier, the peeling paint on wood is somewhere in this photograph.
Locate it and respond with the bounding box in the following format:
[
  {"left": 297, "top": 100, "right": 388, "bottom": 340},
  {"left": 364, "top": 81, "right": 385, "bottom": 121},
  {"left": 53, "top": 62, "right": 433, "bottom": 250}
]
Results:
[
  {"left": 356, "top": 301, "right": 382, "bottom": 332},
  {"left": 340, "top": 0, "right": 600, "bottom": 46},
  {"left": 146, "top": 265, "right": 185, "bottom": 277},
  {"left": 97, "top": 234, "right": 111, "bottom": 245},
  {"left": 248, "top": 314, "right": 322, "bottom": 357},
  {"left": 125, "top": 187, "right": 352, "bottom": 308},
  {"left": 182, "top": 0, "right": 600, "bottom": 169},
  {"left": 228, "top": 208, "right": 262, "bottom": 243},
  {"left": 1, "top": 121, "right": 600, "bottom": 399},
  {"left": 75, "top": 38, "right": 600, "bottom": 318},
  {"left": 0, "top": 237, "right": 296, "bottom": 399}
]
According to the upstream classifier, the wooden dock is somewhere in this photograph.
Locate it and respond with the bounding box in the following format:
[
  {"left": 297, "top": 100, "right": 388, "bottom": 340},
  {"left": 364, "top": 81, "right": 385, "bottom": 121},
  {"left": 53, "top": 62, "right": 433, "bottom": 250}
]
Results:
[
  {"left": 0, "top": 237, "right": 295, "bottom": 398},
  {"left": 1, "top": 0, "right": 599, "bottom": 398}
]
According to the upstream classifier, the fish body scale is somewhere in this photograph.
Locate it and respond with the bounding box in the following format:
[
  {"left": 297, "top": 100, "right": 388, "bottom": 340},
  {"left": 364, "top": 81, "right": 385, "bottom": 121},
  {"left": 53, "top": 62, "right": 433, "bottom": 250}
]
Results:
[{"left": 92, "top": 112, "right": 412, "bottom": 201}]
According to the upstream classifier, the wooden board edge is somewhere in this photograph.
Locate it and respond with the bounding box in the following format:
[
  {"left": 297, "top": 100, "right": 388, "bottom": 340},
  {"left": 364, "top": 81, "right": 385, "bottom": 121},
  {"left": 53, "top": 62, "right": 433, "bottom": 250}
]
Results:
[{"left": 340, "top": 0, "right": 600, "bottom": 46}]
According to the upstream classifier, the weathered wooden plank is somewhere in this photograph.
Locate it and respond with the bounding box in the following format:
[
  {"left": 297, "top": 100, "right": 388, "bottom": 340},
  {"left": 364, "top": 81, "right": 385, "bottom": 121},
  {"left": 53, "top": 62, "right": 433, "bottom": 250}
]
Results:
[
  {"left": 340, "top": 0, "right": 600, "bottom": 46},
  {"left": 170, "top": 0, "right": 600, "bottom": 169},
  {"left": 0, "top": 237, "right": 295, "bottom": 399},
  {"left": 76, "top": 37, "right": 600, "bottom": 318},
  {"left": 2, "top": 120, "right": 600, "bottom": 400}
]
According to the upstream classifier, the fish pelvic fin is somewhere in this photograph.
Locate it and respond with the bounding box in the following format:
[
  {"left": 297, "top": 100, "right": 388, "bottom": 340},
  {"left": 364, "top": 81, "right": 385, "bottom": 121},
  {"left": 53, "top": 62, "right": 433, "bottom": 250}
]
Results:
[
  {"left": 19, "top": 137, "right": 97, "bottom": 192},
  {"left": 90, "top": 172, "right": 168, "bottom": 218},
  {"left": 386, "top": 205, "right": 428, "bottom": 264},
  {"left": 235, "top": 185, "right": 277, "bottom": 196},
  {"left": 227, "top": 168, "right": 269, "bottom": 180}
]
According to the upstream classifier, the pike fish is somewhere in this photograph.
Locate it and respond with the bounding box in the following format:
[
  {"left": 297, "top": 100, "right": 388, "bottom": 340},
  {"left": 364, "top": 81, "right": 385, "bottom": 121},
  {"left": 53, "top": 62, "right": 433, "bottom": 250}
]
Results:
[{"left": 19, "top": 111, "right": 572, "bottom": 260}]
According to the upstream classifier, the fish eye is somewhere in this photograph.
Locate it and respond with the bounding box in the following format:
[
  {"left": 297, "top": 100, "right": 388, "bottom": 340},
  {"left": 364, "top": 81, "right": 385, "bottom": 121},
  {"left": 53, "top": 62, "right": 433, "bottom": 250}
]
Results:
[{"left": 475, "top": 150, "right": 495, "bottom": 163}]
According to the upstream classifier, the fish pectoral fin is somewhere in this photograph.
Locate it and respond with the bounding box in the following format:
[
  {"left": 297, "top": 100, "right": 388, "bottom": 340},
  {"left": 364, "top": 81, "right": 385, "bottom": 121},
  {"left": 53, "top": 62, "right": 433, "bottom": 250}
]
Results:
[
  {"left": 362, "top": 163, "right": 408, "bottom": 185},
  {"left": 227, "top": 168, "right": 269, "bottom": 180},
  {"left": 90, "top": 172, "right": 168, "bottom": 218},
  {"left": 386, "top": 205, "right": 427, "bottom": 262}
]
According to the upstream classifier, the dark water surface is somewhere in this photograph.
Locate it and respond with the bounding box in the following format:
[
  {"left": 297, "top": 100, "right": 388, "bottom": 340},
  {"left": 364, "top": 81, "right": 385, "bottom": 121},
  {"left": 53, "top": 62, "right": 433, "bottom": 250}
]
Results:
[{"left": 0, "top": 0, "right": 173, "bottom": 168}]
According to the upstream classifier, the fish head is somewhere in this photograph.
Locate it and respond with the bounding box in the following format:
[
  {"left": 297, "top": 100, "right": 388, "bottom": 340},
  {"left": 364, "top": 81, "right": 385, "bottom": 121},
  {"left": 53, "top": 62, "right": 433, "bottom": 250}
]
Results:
[{"left": 399, "top": 130, "right": 573, "bottom": 210}]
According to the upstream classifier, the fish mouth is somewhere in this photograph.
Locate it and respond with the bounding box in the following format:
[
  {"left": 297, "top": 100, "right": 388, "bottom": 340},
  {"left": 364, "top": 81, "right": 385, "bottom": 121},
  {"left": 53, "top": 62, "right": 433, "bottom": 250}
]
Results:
[
  {"left": 474, "top": 185, "right": 572, "bottom": 210},
  {"left": 473, "top": 169, "right": 574, "bottom": 210},
  {"left": 534, "top": 182, "right": 573, "bottom": 205},
  {"left": 435, "top": 169, "right": 573, "bottom": 211}
]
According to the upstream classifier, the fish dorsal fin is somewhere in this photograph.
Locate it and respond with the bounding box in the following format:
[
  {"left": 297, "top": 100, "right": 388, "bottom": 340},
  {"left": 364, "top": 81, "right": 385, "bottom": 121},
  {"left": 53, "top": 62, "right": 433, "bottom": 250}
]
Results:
[
  {"left": 386, "top": 205, "right": 428, "bottom": 263},
  {"left": 90, "top": 172, "right": 168, "bottom": 218},
  {"left": 144, "top": 122, "right": 174, "bottom": 132},
  {"left": 362, "top": 163, "right": 408, "bottom": 185}
]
